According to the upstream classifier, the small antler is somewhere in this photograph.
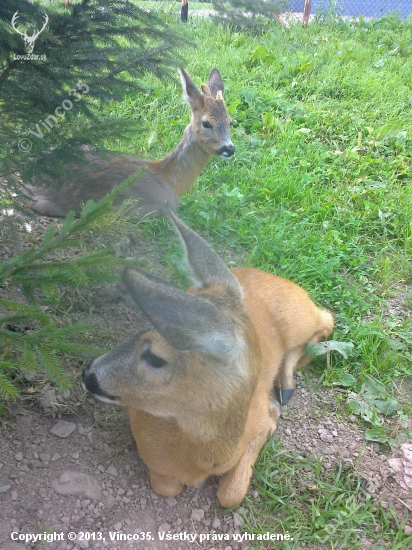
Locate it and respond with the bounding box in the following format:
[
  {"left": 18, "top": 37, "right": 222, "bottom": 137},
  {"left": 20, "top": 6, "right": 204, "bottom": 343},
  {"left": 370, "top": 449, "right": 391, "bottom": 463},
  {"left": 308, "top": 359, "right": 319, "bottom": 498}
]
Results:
[
  {"left": 35, "top": 14, "right": 49, "bottom": 39},
  {"left": 11, "top": 11, "right": 25, "bottom": 38},
  {"left": 28, "top": 13, "right": 49, "bottom": 43}
]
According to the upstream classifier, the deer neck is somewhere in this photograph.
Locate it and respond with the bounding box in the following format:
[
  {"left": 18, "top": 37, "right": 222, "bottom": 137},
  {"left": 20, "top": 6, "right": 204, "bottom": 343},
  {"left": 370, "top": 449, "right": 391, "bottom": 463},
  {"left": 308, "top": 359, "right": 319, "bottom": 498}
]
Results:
[{"left": 148, "top": 125, "right": 212, "bottom": 200}]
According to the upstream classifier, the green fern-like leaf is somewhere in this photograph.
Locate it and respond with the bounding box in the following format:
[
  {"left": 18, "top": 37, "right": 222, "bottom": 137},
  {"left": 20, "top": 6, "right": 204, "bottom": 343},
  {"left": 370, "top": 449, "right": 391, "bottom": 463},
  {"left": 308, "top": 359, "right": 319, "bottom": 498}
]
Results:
[
  {"left": 80, "top": 199, "right": 101, "bottom": 219},
  {"left": 43, "top": 226, "right": 57, "bottom": 248},
  {"left": 50, "top": 323, "right": 92, "bottom": 339},
  {"left": 20, "top": 283, "right": 37, "bottom": 305},
  {"left": 0, "top": 313, "right": 41, "bottom": 328},
  {"left": 64, "top": 265, "right": 89, "bottom": 285},
  {"left": 39, "top": 281, "right": 60, "bottom": 301},
  {"left": 0, "top": 368, "right": 20, "bottom": 399},
  {"left": 0, "top": 299, "right": 50, "bottom": 320},
  {"left": 60, "top": 211, "right": 76, "bottom": 238},
  {"left": 37, "top": 348, "right": 70, "bottom": 389},
  {"left": 0, "top": 302, "right": 51, "bottom": 329},
  {"left": 23, "top": 344, "right": 37, "bottom": 372}
]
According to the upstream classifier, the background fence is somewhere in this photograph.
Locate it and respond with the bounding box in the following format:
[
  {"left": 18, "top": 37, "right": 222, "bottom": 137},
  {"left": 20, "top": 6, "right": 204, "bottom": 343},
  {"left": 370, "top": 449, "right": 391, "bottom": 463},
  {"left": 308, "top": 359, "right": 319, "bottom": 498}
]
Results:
[
  {"left": 286, "top": 1, "right": 411, "bottom": 19},
  {"left": 148, "top": 0, "right": 412, "bottom": 20}
]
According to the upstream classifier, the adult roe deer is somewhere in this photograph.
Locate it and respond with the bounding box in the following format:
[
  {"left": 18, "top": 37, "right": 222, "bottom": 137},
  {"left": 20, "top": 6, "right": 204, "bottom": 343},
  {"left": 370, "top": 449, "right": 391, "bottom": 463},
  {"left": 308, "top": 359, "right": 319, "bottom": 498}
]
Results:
[
  {"left": 82, "top": 210, "right": 334, "bottom": 508},
  {"left": 26, "top": 68, "right": 234, "bottom": 218}
]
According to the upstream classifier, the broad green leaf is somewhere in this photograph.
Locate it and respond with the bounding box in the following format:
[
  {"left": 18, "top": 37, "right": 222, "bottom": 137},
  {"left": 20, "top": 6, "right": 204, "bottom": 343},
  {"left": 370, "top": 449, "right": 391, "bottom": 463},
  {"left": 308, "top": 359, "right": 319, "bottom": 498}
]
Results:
[
  {"left": 306, "top": 340, "right": 354, "bottom": 359},
  {"left": 365, "top": 427, "right": 395, "bottom": 446},
  {"left": 262, "top": 112, "right": 275, "bottom": 130},
  {"left": 373, "top": 397, "right": 400, "bottom": 416},
  {"left": 338, "top": 373, "right": 357, "bottom": 387},
  {"left": 361, "top": 375, "right": 387, "bottom": 398}
]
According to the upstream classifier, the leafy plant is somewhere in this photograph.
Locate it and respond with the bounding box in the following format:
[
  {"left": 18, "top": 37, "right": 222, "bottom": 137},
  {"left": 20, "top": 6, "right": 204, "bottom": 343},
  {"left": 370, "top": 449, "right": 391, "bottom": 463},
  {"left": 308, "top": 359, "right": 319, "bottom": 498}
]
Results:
[
  {"left": 347, "top": 375, "right": 401, "bottom": 447},
  {"left": 307, "top": 340, "right": 355, "bottom": 361}
]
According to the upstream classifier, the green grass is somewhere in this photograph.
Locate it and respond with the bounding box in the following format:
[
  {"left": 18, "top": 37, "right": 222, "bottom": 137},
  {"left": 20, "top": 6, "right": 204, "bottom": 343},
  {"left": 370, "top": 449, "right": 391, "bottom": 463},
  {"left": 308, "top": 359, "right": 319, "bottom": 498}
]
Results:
[
  {"left": 101, "top": 11, "right": 412, "bottom": 547},
  {"left": 244, "top": 438, "right": 411, "bottom": 549}
]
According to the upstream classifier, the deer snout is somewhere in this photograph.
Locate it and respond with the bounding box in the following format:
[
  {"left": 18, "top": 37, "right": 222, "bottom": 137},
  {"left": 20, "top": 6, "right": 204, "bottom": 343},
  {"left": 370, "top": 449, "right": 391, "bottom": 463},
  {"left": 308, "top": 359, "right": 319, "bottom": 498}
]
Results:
[
  {"left": 216, "top": 144, "right": 235, "bottom": 159},
  {"left": 82, "top": 368, "right": 119, "bottom": 403}
]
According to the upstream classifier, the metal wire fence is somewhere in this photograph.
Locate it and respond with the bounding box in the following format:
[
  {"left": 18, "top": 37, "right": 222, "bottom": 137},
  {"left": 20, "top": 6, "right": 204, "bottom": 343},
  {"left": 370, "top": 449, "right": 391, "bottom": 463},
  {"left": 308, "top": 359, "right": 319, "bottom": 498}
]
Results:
[
  {"left": 142, "top": 1, "right": 411, "bottom": 20},
  {"left": 286, "top": 1, "right": 412, "bottom": 19}
]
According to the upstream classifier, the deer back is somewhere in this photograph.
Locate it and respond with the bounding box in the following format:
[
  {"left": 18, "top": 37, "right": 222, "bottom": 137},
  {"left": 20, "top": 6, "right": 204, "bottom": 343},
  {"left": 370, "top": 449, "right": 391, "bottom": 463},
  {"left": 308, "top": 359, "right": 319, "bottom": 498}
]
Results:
[{"left": 25, "top": 153, "right": 178, "bottom": 218}]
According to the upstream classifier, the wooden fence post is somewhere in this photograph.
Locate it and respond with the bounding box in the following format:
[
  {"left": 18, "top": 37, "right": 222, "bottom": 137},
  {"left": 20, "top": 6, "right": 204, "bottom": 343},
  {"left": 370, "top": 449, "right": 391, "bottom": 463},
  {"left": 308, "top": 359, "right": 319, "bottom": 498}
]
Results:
[
  {"left": 181, "top": 0, "right": 188, "bottom": 22},
  {"left": 302, "top": 0, "right": 312, "bottom": 27}
]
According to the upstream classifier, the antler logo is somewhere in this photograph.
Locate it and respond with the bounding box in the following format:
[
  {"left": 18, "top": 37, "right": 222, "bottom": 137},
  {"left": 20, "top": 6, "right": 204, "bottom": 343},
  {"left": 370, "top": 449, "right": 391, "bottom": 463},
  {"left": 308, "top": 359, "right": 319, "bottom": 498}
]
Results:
[{"left": 11, "top": 11, "right": 49, "bottom": 54}]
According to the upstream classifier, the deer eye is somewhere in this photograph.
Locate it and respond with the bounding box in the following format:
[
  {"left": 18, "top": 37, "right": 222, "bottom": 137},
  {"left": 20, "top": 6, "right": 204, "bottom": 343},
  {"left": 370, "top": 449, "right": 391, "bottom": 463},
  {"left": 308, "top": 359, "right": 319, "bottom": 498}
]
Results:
[
  {"left": 141, "top": 348, "right": 167, "bottom": 369},
  {"left": 202, "top": 120, "right": 213, "bottom": 129}
]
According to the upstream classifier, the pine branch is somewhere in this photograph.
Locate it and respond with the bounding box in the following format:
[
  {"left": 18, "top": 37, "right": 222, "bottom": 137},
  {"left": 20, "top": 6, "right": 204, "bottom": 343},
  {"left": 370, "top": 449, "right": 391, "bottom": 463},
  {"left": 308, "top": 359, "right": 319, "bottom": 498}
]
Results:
[
  {"left": 23, "top": 344, "right": 37, "bottom": 372},
  {"left": 0, "top": 59, "right": 19, "bottom": 86},
  {"left": 0, "top": 1, "right": 181, "bottom": 402},
  {"left": 0, "top": 368, "right": 20, "bottom": 399},
  {"left": 37, "top": 347, "right": 70, "bottom": 389},
  {"left": 0, "top": 299, "right": 51, "bottom": 323},
  {"left": 0, "top": 169, "right": 146, "bottom": 401}
]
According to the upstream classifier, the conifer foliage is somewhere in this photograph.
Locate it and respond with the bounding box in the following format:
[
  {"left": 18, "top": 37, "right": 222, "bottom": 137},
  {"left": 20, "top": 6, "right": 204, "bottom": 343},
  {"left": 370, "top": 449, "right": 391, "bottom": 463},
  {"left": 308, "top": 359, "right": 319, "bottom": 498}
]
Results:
[
  {"left": 0, "top": 1, "right": 184, "bottom": 405},
  {"left": 1, "top": 0, "right": 184, "bottom": 199}
]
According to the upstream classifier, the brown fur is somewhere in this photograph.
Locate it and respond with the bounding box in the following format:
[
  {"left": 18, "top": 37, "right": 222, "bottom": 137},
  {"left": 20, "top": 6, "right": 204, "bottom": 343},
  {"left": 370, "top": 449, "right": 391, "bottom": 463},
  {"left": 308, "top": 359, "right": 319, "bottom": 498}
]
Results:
[
  {"left": 82, "top": 212, "right": 334, "bottom": 508},
  {"left": 25, "top": 69, "right": 234, "bottom": 218}
]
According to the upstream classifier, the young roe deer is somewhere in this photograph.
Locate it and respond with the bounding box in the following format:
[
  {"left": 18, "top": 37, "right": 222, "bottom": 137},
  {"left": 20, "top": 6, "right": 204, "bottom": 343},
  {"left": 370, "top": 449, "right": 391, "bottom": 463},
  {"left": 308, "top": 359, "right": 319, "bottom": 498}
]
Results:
[
  {"left": 26, "top": 68, "right": 234, "bottom": 218},
  {"left": 82, "top": 210, "right": 334, "bottom": 508}
]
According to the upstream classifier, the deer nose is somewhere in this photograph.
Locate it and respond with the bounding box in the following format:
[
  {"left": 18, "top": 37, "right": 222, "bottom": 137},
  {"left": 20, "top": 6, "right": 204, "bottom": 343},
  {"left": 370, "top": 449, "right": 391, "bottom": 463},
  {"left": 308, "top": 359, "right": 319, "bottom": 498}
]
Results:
[
  {"left": 216, "top": 144, "right": 235, "bottom": 158},
  {"left": 81, "top": 368, "right": 118, "bottom": 402},
  {"left": 82, "top": 369, "right": 99, "bottom": 393}
]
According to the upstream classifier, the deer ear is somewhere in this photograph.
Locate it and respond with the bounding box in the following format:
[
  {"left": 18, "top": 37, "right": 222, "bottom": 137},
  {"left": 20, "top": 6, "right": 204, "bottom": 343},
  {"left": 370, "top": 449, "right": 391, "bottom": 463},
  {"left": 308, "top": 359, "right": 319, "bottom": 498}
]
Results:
[
  {"left": 168, "top": 208, "right": 240, "bottom": 293},
  {"left": 179, "top": 68, "right": 203, "bottom": 109},
  {"left": 208, "top": 68, "right": 224, "bottom": 97},
  {"left": 123, "top": 267, "right": 237, "bottom": 356}
]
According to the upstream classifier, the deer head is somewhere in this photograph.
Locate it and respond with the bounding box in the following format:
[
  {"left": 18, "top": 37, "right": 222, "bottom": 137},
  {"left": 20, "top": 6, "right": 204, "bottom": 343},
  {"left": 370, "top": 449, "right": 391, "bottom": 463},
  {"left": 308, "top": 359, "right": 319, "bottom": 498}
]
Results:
[
  {"left": 179, "top": 68, "right": 235, "bottom": 159},
  {"left": 11, "top": 11, "right": 49, "bottom": 54},
  {"left": 82, "top": 208, "right": 249, "bottom": 421}
]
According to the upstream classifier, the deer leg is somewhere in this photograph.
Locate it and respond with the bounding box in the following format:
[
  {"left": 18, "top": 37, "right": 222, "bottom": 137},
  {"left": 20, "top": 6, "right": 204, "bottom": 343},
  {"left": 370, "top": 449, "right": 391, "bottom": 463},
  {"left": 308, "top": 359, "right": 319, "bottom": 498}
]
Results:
[
  {"left": 217, "top": 429, "right": 268, "bottom": 508},
  {"left": 274, "top": 347, "right": 304, "bottom": 406},
  {"left": 275, "top": 326, "right": 333, "bottom": 406},
  {"left": 149, "top": 470, "right": 184, "bottom": 498},
  {"left": 269, "top": 396, "right": 282, "bottom": 434}
]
